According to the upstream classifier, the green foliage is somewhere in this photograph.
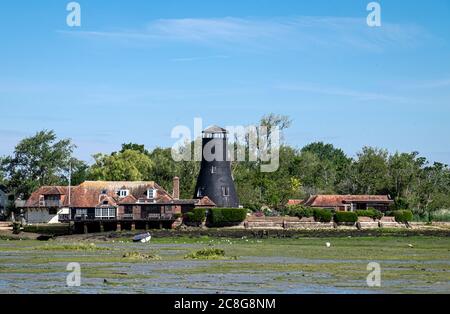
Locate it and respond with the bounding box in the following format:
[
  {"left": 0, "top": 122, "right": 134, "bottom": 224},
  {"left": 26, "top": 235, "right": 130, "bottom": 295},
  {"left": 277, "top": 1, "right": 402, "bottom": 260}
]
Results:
[
  {"left": 0, "top": 130, "right": 76, "bottom": 198},
  {"left": 429, "top": 210, "right": 450, "bottom": 222},
  {"left": 334, "top": 211, "right": 358, "bottom": 223},
  {"left": 209, "top": 208, "right": 248, "bottom": 227},
  {"left": 284, "top": 205, "right": 314, "bottom": 218},
  {"left": 393, "top": 210, "right": 413, "bottom": 223},
  {"left": 313, "top": 208, "right": 333, "bottom": 223},
  {"left": 355, "top": 209, "right": 383, "bottom": 220},
  {"left": 184, "top": 208, "right": 206, "bottom": 224},
  {"left": 88, "top": 149, "right": 154, "bottom": 181},
  {"left": 184, "top": 248, "right": 229, "bottom": 260}
]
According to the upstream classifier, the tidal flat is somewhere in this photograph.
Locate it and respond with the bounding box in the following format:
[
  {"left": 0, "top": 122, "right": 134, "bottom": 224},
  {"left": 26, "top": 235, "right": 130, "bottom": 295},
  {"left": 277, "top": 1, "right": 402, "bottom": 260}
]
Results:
[{"left": 0, "top": 236, "right": 449, "bottom": 294}]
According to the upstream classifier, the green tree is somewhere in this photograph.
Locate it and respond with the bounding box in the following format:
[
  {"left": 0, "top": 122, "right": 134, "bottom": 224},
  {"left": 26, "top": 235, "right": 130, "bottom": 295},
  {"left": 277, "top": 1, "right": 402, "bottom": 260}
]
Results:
[
  {"left": 120, "top": 143, "right": 148, "bottom": 155},
  {"left": 88, "top": 149, "right": 153, "bottom": 181},
  {"left": 353, "top": 147, "right": 389, "bottom": 194},
  {"left": 1, "top": 130, "right": 76, "bottom": 198}
]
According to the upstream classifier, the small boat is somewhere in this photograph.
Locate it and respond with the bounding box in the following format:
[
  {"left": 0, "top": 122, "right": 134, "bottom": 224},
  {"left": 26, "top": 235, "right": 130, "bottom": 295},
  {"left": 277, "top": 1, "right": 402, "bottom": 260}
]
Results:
[{"left": 132, "top": 232, "right": 152, "bottom": 243}]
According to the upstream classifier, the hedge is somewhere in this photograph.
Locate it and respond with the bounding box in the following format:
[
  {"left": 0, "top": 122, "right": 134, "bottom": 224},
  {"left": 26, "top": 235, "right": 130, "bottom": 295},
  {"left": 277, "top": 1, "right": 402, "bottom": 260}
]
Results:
[
  {"left": 355, "top": 209, "right": 383, "bottom": 220},
  {"left": 313, "top": 208, "right": 333, "bottom": 223},
  {"left": 393, "top": 210, "right": 413, "bottom": 223},
  {"left": 285, "top": 205, "right": 314, "bottom": 218},
  {"left": 183, "top": 208, "right": 206, "bottom": 224},
  {"left": 209, "top": 208, "right": 248, "bottom": 227},
  {"left": 334, "top": 211, "right": 358, "bottom": 223}
]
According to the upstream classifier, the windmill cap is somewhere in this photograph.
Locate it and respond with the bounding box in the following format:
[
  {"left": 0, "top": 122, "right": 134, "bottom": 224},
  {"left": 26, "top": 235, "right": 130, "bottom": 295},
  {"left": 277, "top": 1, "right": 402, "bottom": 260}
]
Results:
[{"left": 203, "top": 125, "right": 228, "bottom": 134}]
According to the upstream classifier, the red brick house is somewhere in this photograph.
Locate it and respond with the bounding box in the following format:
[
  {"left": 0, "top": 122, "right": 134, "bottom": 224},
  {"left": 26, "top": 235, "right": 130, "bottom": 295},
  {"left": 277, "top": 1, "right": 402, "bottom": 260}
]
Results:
[
  {"left": 288, "top": 195, "right": 393, "bottom": 212},
  {"left": 21, "top": 177, "right": 215, "bottom": 229}
]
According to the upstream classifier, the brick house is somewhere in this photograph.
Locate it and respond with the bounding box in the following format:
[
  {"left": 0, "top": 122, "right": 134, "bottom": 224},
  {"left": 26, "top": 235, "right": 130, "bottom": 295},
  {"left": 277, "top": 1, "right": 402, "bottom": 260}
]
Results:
[
  {"left": 288, "top": 195, "right": 394, "bottom": 212},
  {"left": 21, "top": 177, "right": 215, "bottom": 228}
]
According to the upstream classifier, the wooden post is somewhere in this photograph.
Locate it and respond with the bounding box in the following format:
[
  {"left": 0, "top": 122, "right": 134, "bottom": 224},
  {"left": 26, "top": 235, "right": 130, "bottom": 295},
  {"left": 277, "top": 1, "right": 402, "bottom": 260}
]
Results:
[
  {"left": 131, "top": 222, "right": 136, "bottom": 231},
  {"left": 100, "top": 222, "right": 104, "bottom": 233},
  {"left": 145, "top": 222, "right": 149, "bottom": 231},
  {"left": 159, "top": 222, "right": 163, "bottom": 229},
  {"left": 116, "top": 222, "right": 122, "bottom": 232},
  {"left": 83, "top": 223, "right": 88, "bottom": 234}
]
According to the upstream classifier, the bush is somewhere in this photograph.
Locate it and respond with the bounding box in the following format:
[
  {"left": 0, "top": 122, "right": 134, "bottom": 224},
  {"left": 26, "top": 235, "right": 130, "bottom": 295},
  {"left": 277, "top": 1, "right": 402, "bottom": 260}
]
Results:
[
  {"left": 285, "top": 205, "right": 314, "bottom": 218},
  {"left": 209, "top": 208, "right": 248, "bottom": 227},
  {"left": 355, "top": 209, "right": 383, "bottom": 220},
  {"left": 313, "top": 208, "right": 333, "bottom": 223},
  {"left": 334, "top": 211, "right": 358, "bottom": 223},
  {"left": 183, "top": 208, "right": 206, "bottom": 224},
  {"left": 393, "top": 210, "right": 413, "bottom": 223}
]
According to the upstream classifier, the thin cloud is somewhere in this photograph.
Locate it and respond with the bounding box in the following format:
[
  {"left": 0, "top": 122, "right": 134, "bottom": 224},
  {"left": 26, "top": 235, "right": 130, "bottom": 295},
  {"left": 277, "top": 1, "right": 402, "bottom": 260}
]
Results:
[
  {"left": 276, "top": 82, "right": 410, "bottom": 103},
  {"left": 171, "top": 55, "right": 230, "bottom": 62},
  {"left": 59, "top": 16, "right": 430, "bottom": 52}
]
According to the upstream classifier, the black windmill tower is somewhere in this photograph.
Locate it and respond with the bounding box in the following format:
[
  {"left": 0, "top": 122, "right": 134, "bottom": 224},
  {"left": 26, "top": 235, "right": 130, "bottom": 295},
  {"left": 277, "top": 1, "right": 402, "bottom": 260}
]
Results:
[{"left": 194, "top": 126, "right": 239, "bottom": 208}]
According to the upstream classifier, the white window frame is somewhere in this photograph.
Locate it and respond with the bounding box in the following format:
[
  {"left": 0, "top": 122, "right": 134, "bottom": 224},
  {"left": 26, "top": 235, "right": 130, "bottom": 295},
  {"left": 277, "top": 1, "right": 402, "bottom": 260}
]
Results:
[
  {"left": 147, "top": 189, "right": 156, "bottom": 199},
  {"left": 118, "top": 189, "right": 129, "bottom": 197},
  {"left": 75, "top": 209, "right": 87, "bottom": 216},
  {"left": 95, "top": 207, "right": 116, "bottom": 218}
]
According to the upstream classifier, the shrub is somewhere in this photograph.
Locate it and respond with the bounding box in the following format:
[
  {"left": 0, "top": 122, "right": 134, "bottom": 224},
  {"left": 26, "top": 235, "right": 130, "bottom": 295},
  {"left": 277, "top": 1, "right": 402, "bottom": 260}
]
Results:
[
  {"left": 393, "top": 210, "right": 413, "bottom": 223},
  {"left": 313, "top": 208, "right": 333, "bottom": 223},
  {"left": 183, "top": 208, "right": 206, "bottom": 224},
  {"left": 184, "top": 248, "right": 237, "bottom": 260},
  {"left": 355, "top": 209, "right": 383, "bottom": 220},
  {"left": 209, "top": 208, "right": 248, "bottom": 227},
  {"left": 334, "top": 211, "right": 358, "bottom": 223},
  {"left": 285, "top": 205, "right": 314, "bottom": 218}
]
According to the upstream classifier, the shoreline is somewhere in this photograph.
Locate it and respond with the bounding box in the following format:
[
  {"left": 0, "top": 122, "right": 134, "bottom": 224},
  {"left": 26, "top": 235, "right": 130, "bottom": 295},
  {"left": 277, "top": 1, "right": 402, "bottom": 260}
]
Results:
[{"left": 2, "top": 226, "right": 450, "bottom": 242}]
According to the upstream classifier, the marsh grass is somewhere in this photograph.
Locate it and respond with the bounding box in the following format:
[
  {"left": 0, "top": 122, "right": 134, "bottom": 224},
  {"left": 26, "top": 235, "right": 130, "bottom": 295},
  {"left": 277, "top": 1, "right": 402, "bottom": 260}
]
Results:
[
  {"left": 184, "top": 248, "right": 237, "bottom": 260},
  {"left": 122, "top": 251, "right": 162, "bottom": 261},
  {"left": 35, "top": 243, "right": 110, "bottom": 251}
]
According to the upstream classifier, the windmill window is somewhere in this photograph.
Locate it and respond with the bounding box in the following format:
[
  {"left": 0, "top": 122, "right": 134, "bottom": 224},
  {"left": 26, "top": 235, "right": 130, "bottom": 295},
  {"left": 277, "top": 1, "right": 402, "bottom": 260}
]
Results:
[
  {"left": 222, "top": 186, "right": 230, "bottom": 197},
  {"left": 211, "top": 166, "right": 217, "bottom": 174}
]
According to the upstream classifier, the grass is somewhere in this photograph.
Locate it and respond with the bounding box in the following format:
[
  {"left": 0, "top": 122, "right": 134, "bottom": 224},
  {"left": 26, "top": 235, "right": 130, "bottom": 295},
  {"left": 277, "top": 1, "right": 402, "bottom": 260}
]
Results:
[
  {"left": 122, "top": 251, "right": 162, "bottom": 261},
  {"left": 0, "top": 236, "right": 449, "bottom": 293},
  {"left": 35, "top": 242, "right": 110, "bottom": 251},
  {"left": 184, "top": 248, "right": 235, "bottom": 260}
]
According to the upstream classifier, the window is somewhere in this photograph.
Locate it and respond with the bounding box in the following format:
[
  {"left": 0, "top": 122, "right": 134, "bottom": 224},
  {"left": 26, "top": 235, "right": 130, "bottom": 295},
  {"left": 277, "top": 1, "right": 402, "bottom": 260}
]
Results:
[
  {"left": 75, "top": 209, "right": 87, "bottom": 216},
  {"left": 95, "top": 207, "right": 116, "bottom": 218},
  {"left": 147, "top": 189, "right": 156, "bottom": 199},
  {"left": 197, "top": 188, "right": 204, "bottom": 198},
  {"left": 222, "top": 186, "right": 230, "bottom": 197},
  {"left": 211, "top": 166, "right": 217, "bottom": 174},
  {"left": 101, "top": 189, "right": 107, "bottom": 195},
  {"left": 118, "top": 189, "right": 129, "bottom": 197}
]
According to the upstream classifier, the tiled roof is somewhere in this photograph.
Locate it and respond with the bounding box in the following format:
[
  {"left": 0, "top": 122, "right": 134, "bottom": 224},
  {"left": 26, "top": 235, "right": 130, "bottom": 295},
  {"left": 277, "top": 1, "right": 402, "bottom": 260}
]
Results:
[
  {"left": 23, "top": 181, "right": 174, "bottom": 208},
  {"left": 301, "top": 195, "right": 393, "bottom": 207}
]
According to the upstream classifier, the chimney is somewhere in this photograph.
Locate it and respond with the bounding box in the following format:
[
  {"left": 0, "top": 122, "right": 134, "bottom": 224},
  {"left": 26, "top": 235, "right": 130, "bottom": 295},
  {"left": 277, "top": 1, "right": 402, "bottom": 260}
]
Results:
[{"left": 173, "top": 176, "right": 180, "bottom": 200}]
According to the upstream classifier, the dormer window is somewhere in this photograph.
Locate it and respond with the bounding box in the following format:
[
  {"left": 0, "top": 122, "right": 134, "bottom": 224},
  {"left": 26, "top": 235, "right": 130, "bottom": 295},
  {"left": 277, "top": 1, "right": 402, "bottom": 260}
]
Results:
[
  {"left": 118, "top": 189, "right": 129, "bottom": 198},
  {"left": 147, "top": 188, "right": 156, "bottom": 199},
  {"left": 101, "top": 189, "right": 107, "bottom": 195}
]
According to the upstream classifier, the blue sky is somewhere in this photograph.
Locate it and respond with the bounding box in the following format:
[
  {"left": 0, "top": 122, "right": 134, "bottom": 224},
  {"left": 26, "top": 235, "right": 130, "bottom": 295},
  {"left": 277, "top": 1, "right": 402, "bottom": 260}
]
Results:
[{"left": 0, "top": 0, "right": 449, "bottom": 164}]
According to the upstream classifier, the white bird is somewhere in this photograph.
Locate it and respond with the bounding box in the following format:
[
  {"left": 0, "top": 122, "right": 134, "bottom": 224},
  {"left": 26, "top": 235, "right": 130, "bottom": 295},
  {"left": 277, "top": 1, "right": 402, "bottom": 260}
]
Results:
[{"left": 326, "top": 242, "right": 331, "bottom": 248}]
